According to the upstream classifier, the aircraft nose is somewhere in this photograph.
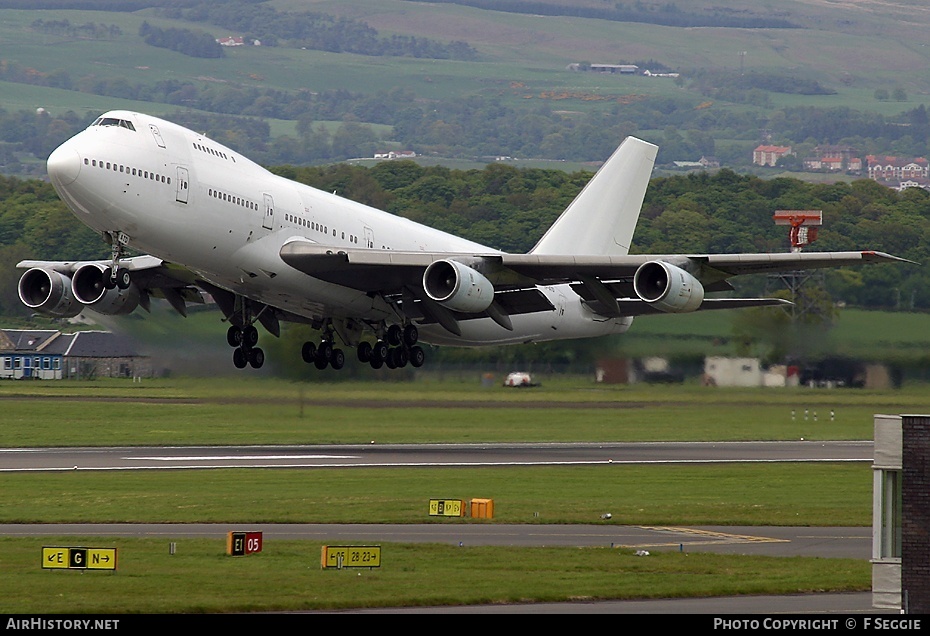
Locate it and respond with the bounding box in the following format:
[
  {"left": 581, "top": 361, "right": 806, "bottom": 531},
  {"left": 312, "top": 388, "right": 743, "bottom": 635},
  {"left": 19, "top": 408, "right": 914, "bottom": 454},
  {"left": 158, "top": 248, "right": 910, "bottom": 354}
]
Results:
[{"left": 46, "top": 145, "right": 82, "bottom": 186}]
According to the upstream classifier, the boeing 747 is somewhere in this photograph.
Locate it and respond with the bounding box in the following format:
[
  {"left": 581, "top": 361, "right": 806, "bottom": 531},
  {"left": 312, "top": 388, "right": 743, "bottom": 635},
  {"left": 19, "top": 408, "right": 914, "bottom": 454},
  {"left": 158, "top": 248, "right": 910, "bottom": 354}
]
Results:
[{"left": 17, "top": 111, "right": 905, "bottom": 370}]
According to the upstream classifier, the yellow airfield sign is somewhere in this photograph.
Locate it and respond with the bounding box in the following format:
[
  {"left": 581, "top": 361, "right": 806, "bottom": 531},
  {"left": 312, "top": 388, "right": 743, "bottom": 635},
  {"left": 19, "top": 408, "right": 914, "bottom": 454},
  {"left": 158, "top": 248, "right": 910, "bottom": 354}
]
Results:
[
  {"left": 42, "top": 547, "right": 117, "bottom": 571},
  {"left": 321, "top": 545, "right": 381, "bottom": 569}
]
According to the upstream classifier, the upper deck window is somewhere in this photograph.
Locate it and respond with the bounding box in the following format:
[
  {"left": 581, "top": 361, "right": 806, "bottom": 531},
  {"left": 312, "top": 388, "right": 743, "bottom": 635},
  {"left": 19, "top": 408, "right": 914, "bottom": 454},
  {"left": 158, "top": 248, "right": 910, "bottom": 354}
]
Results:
[{"left": 92, "top": 117, "right": 136, "bottom": 131}]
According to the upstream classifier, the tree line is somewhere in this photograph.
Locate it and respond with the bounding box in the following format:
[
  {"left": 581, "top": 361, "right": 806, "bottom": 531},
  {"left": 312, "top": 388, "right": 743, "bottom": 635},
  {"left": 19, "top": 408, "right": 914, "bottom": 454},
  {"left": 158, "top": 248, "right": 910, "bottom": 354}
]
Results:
[{"left": 158, "top": 1, "right": 477, "bottom": 60}]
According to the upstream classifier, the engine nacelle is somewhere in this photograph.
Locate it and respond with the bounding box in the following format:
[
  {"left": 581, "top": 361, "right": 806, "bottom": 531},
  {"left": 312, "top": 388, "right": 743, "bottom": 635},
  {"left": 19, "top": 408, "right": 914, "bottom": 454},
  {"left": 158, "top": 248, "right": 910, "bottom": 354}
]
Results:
[
  {"left": 633, "top": 260, "right": 704, "bottom": 313},
  {"left": 423, "top": 259, "right": 495, "bottom": 313},
  {"left": 71, "top": 263, "right": 140, "bottom": 315},
  {"left": 18, "top": 267, "right": 82, "bottom": 317}
]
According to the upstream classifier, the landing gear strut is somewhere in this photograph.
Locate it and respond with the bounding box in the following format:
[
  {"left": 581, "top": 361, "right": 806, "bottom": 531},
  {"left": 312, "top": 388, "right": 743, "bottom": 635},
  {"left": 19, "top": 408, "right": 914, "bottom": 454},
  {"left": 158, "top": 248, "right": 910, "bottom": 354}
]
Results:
[{"left": 103, "top": 231, "right": 132, "bottom": 290}]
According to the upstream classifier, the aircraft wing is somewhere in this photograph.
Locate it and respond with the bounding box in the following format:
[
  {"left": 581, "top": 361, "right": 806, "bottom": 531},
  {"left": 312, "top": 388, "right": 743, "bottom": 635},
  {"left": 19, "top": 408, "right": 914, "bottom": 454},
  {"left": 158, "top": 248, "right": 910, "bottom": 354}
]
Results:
[{"left": 279, "top": 241, "right": 907, "bottom": 290}]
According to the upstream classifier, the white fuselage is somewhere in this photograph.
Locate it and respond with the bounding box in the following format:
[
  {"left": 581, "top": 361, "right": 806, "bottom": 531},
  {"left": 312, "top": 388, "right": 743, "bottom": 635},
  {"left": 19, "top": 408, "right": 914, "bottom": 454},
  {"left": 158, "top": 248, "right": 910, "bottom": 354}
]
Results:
[{"left": 47, "top": 111, "right": 633, "bottom": 346}]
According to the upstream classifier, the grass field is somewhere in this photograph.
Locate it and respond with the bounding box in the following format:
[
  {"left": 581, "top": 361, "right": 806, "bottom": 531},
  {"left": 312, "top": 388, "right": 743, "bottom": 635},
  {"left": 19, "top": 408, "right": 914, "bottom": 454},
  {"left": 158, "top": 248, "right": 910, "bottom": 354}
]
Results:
[{"left": 0, "top": 375, "right": 910, "bottom": 610}]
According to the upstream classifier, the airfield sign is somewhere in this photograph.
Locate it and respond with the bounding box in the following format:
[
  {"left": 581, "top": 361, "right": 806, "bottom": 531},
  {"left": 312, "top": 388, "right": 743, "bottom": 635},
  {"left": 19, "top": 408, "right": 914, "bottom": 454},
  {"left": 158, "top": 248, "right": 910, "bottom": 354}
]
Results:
[{"left": 42, "top": 547, "right": 117, "bottom": 571}]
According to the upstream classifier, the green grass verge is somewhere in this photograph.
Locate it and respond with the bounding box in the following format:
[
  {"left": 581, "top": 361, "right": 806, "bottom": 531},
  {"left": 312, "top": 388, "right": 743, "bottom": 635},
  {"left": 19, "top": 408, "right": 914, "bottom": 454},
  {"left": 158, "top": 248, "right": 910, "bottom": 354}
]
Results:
[
  {"left": 0, "top": 464, "right": 870, "bottom": 526},
  {"left": 1, "top": 537, "right": 869, "bottom": 613},
  {"left": 0, "top": 376, "right": 927, "bottom": 446}
]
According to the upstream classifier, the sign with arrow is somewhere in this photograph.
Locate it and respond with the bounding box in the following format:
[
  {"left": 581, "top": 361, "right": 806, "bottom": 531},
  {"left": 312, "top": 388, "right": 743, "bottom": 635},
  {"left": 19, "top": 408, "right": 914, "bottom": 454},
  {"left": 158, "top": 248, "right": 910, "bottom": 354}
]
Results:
[{"left": 42, "top": 547, "right": 117, "bottom": 571}]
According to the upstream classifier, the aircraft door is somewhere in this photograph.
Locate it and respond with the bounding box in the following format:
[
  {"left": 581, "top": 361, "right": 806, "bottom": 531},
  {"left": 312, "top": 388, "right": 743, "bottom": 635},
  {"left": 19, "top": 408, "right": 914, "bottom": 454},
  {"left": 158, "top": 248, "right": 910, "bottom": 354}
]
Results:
[
  {"left": 262, "top": 193, "right": 274, "bottom": 230},
  {"left": 175, "top": 167, "right": 189, "bottom": 204},
  {"left": 364, "top": 226, "right": 374, "bottom": 248}
]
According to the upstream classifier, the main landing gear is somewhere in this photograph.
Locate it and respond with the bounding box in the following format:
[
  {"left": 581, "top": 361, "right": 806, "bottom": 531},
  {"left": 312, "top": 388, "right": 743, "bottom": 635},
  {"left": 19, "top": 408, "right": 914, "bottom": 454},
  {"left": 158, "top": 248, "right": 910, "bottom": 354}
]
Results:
[
  {"left": 227, "top": 324, "right": 265, "bottom": 370},
  {"left": 301, "top": 323, "right": 425, "bottom": 371}
]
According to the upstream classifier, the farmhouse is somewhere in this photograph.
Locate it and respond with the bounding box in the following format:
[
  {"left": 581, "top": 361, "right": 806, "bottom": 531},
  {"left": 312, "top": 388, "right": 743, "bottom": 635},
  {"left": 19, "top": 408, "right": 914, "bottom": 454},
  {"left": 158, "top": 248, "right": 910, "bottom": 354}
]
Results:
[{"left": 0, "top": 329, "right": 151, "bottom": 380}]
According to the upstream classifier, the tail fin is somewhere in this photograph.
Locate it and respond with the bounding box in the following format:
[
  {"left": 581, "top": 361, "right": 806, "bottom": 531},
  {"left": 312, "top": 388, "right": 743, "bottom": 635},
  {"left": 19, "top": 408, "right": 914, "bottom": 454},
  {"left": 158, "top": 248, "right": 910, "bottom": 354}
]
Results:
[{"left": 529, "top": 136, "right": 657, "bottom": 256}]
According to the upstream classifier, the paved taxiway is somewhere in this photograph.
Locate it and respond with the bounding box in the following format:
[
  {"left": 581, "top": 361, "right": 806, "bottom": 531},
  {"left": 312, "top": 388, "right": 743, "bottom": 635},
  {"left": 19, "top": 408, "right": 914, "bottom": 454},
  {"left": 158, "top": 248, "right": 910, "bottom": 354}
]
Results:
[{"left": 2, "top": 441, "right": 889, "bottom": 614}]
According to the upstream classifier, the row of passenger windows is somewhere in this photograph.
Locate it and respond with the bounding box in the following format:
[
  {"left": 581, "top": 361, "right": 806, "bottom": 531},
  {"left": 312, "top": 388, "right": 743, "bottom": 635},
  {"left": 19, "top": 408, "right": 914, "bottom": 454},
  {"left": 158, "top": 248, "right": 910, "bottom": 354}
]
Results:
[
  {"left": 208, "top": 188, "right": 258, "bottom": 210},
  {"left": 283, "top": 213, "right": 362, "bottom": 245},
  {"left": 85, "top": 158, "right": 171, "bottom": 184},
  {"left": 194, "top": 142, "right": 235, "bottom": 163}
]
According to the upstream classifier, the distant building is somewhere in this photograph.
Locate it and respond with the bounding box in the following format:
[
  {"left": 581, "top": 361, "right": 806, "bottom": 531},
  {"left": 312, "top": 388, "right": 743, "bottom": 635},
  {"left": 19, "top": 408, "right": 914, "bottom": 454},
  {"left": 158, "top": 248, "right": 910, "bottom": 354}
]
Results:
[
  {"left": 374, "top": 150, "right": 416, "bottom": 160},
  {"left": 0, "top": 329, "right": 151, "bottom": 380},
  {"left": 753, "top": 145, "right": 792, "bottom": 167},
  {"left": 866, "top": 155, "right": 929, "bottom": 186},
  {"left": 567, "top": 63, "right": 639, "bottom": 74},
  {"left": 216, "top": 36, "right": 244, "bottom": 46}
]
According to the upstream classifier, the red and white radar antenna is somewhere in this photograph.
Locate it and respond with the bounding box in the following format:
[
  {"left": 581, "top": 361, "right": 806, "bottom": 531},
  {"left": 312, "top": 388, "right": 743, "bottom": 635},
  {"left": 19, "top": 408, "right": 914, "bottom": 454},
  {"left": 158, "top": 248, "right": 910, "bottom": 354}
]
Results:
[{"left": 773, "top": 210, "right": 822, "bottom": 252}]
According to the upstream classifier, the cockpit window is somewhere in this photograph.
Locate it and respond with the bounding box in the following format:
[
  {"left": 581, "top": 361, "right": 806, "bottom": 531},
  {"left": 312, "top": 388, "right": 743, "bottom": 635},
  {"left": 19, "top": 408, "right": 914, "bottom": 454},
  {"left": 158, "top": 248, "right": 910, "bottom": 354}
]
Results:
[{"left": 92, "top": 117, "right": 136, "bottom": 131}]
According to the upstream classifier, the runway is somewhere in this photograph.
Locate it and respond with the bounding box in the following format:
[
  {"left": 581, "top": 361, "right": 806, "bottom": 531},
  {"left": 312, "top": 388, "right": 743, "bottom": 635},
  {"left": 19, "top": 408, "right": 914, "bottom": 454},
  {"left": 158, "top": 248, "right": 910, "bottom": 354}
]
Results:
[{"left": 0, "top": 440, "right": 872, "bottom": 472}]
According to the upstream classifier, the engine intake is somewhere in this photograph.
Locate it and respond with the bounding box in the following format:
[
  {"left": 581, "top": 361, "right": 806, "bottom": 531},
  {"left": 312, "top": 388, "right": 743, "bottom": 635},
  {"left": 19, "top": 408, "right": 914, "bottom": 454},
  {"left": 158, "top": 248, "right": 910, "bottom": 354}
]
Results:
[
  {"left": 423, "top": 259, "right": 494, "bottom": 313},
  {"left": 18, "top": 267, "right": 81, "bottom": 318},
  {"left": 633, "top": 260, "right": 704, "bottom": 313},
  {"left": 72, "top": 263, "right": 140, "bottom": 315}
]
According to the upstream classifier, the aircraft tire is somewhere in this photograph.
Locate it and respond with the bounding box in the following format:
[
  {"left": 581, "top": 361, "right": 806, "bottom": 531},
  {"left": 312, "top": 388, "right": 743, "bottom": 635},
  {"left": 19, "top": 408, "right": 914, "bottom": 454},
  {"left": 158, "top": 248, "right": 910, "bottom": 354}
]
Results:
[
  {"left": 243, "top": 325, "right": 259, "bottom": 348},
  {"left": 357, "top": 341, "right": 372, "bottom": 362},
  {"left": 372, "top": 341, "right": 388, "bottom": 362},
  {"left": 314, "top": 354, "right": 329, "bottom": 370},
  {"left": 233, "top": 348, "right": 247, "bottom": 369},
  {"left": 301, "top": 341, "right": 316, "bottom": 363},
  {"left": 409, "top": 345, "right": 425, "bottom": 368},
  {"left": 248, "top": 347, "right": 264, "bottom": 369},
  {"left": 227, "top": 326, "right": 242, "bottom": 347},
  {"left": 115, "top": 268, "right": 131, "bottom": 290},
  {"left": 403, "top": 324, "right": 419, "bottom": 347},
  {"left": 386, "top": 324, "right": 402, "bottom": 346},
  {"left": 330, "top": 349, "right": 345, "bottom": 370}
]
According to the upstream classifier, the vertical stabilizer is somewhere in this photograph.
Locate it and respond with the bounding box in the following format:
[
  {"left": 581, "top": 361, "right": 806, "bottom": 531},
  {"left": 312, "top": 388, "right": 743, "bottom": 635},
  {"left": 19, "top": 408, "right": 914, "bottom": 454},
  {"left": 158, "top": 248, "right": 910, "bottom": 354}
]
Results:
[{"left": 529, "top": 136, "right": 657, "bottom": 256}]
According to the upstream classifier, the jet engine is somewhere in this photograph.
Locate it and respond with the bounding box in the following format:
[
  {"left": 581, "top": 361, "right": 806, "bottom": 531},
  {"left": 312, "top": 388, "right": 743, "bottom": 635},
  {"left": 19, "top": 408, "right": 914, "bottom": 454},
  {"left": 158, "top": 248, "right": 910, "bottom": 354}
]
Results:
[
  {"left": 633, "top": 260, "right": 704, "bottom": 313},
  {"left": 423, "top": 259, "right": 494, "bottom": 313},
  {"left": 71, "top": 263, "right": 140, "bottom": 315},
  {"left": 18, "top": 267, "right": 82, "bottom": 318}
]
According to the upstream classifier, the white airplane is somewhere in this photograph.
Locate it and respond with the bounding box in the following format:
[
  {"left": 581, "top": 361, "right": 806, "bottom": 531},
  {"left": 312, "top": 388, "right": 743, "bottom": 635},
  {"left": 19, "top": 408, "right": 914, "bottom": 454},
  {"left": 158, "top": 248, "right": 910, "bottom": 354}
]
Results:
[{"left": 17, "top": 110, "right": 905, "bottom": 371}]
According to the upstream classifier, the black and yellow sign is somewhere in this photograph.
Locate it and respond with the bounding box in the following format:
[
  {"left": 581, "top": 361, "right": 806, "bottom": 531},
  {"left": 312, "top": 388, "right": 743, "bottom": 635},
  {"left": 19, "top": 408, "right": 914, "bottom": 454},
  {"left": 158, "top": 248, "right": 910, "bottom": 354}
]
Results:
[
  {"left": 429, "top": 499, "right": 464, "bottom": 517},
  {"left": 321, "top": 545, "right": 381, "bottom": 569},
  {"left": 42, "top": 547, "right": 117, "bottom": 571}
]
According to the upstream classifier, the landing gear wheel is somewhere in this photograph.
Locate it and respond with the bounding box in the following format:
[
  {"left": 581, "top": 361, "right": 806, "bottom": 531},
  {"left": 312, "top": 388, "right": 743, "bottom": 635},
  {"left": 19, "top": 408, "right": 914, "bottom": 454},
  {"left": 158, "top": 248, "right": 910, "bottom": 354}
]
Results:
[
  {"left": 409, "top": 345, "right": 425, "bottom": 368},
  {"left": 403, "top": 324, "right": 419, "bottom": 347},
  {"left": 243, "top": 325, "right": 259, "bottom": 348},
  {"left": 314, "top": 354, "right": 329, "bottom": 370},
  {"left": 248, "top": 347, "right": 264, "bottom": 369},
  {"left": 386, "top": 324, "right": 402, "bottom": 346},
  {"left": 301, "top": 341, "right": 317, "bottom": 363},
  {"left": 317, "top": 341, "right": 333, "bottom": 362},
  {"left": 369, "top": 356, "right": 383, "bottom": 370},
  {"left": 227, "top": 326, "right": 242, "bottom": 347},
  {"left": 233, "top": 347, "right": 247, "bottom": 369},
  {"left": 115, "top": 267, "right": 131, "bottom": 290},
  {"left": 357, "top": 341, "right": 372, "bottom": 363},
  {"left": 104, "top": 273, "right": 116, "bottom": 290},
  {"left": 391, "top": 347, "right": 409, "bottom": 368},
  {"left": 330, "top": 349, "right": 345, "bottom": 370},
  {"left": 372, "top": 341, "right": 389, "bottom": 363}
]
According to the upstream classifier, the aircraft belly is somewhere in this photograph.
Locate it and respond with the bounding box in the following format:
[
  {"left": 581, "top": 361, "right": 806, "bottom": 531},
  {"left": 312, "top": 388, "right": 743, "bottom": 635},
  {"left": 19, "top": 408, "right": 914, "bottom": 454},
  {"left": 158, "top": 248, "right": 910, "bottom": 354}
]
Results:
[{"left": 418, "top": 295, "right": 633, "bottom": 347}]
